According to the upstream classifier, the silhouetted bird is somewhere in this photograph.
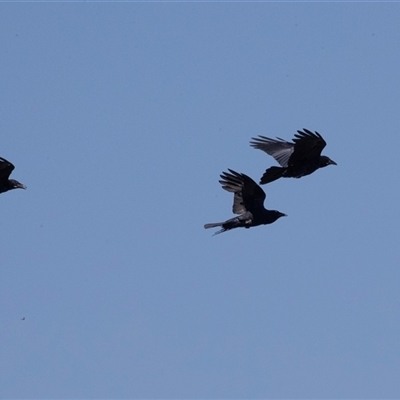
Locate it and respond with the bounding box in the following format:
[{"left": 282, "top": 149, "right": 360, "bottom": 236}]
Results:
[
  {"left": 204, "top": 169, "right": 286, "bottom": 235},
  {"left": 0, "top": 157, "right": 26, "bottom": 194},
  {"left": 250, "top": 129, "right": 337, "bottom": 184}
]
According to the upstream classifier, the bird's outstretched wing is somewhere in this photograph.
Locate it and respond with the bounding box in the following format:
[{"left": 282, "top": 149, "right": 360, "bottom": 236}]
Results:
[
  {"left": 219, "top": 169, "right": 266, "bottom": 214},
  {"left": 0, "top": 157, "right": 15, "bottom": 181},
  {"left": 291, "top": 129, "right": 327, "bottom": 163},
  {"left": 250, "top": 136, "right": 294, "bottom": 167}
]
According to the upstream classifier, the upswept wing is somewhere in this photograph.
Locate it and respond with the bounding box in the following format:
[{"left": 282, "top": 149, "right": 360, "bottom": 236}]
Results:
[
  {"left": 0, "top": 157, "right": 15, "bottom": 181},
  {"left": 291, "top": 129, "right": 327, "bottom": 163},
  {"left": 250, "top": 136, "right": 294, "bottom": 167},
  {"left": 219, "top": 169, "right": 266, "bottom": 214}
]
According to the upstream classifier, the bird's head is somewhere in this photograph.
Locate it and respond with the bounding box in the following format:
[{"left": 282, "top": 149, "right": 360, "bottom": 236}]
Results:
[
  {"left": 272, "top": 210, "right": 287, "bottom": 222},
  {"left": 9, "top": 179, "right": 27, "bottom": 190},
  {"left": 320, "top": 155, "right": 337, "bottom": 168}
]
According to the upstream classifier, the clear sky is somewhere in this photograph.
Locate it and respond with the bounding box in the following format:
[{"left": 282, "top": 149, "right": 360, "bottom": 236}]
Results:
[{"left": 1, "top": 2, "right": 400, "bottom": 398}]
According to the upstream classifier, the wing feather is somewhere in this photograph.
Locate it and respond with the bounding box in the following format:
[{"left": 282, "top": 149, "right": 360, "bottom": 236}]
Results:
[
  {"left": 250, "top": 136, "right": 294, "bottom": 167},
  {"left": 0, "top": 157, "right": 15, "bottom": 182},
  {"left": 219, "top": 169, "right": 266, "bottom": 214},
  {"left": 291, "top": 129, "right": 327, "bottom": 163}
]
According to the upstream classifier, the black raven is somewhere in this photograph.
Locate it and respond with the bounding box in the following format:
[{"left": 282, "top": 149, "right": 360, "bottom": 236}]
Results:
[
  {"left": 250, "top": 129, "right": 337, "bottom": 184},
  {"left": 204, "top": 169, "right": 286, "bottom": 235},
  {"left": 0, "top": 157, "right": 26, "bottom": 194}
]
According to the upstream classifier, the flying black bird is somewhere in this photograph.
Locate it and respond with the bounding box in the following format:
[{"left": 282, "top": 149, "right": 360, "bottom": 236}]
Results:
[
  {"left": 0, "top": 157, "right": 26, "bottom": 194},
  {"left": 250, "top": 129, "right": 337, "bottom": 184},
  {"left": 204, "top": 169, "right": 286, "bottom": 235}
]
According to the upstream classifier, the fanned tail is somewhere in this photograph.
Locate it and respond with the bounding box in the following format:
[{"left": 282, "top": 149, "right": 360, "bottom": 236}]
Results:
[{"left": 260, "top": 166, "right": 286, "bottom": 185}]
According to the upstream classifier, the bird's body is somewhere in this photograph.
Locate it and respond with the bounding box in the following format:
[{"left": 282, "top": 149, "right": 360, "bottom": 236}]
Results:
[
  {"left": 204, "top": 169, "right": 286, "bottom": 235},
  {"left": 250, "top": 129, "right": 336, "bottom": 184},
  {"left": 0, "top": 157, "right": 26, "bottom": 194}
]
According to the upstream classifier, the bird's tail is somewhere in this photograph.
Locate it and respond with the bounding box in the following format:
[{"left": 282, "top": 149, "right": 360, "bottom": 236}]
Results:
[
  {"left": 260, "top": 166, "right": 286, "bottom": 185},
  {"left": 204, "top": 222, "right": 223, "bottom": 229},
  {"left": 204, "top": 214, "right": 247, "bottom": 236},
  {"left": 204, "top": 222, "right": 226, "bottom": 235}
]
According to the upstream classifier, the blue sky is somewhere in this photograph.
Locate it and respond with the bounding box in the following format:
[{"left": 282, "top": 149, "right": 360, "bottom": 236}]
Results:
[{"left": 1, "top": 2, "right": 400, "bottom": 398}]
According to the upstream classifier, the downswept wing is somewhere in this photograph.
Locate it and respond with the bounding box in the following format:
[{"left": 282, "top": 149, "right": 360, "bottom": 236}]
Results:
[
  {"left": 219, "top": 169, "right": 266, "bottom": 214},
  {"left": 250, "top": 136, "right": 294, "bottom": 167},
  {"left": 0, "top": 157, "right": 15, "bottom": 182},
  {"left": 291, "top": 129, "right": 327, "bottom": 164}
]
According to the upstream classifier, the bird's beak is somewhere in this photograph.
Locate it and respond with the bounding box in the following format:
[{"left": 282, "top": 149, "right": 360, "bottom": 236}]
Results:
[
  {"left": 282, "top": 213, "right": 288, "bottom": 217},
  {"left": 330, "top": 160, "right": 337, "bottom": 166},
  {"left": 18, "top": 184, "right": 27, "bottom": 190}
]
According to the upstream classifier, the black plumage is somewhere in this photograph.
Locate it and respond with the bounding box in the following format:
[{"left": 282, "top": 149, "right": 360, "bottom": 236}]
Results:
[
  {"left": 0, "top": 157, "right": 26, "bottom": 194},
  {"left": 204, "top": 169, "right": 286, "bottom": 235},
  {"left": 250, "top": 129, "right": 337, "bottom": 184}
]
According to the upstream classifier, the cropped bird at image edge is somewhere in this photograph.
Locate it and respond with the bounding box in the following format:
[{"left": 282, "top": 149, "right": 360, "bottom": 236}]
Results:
[{"left": 0, "top": 157, "right": 26, "bottom": 194}]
